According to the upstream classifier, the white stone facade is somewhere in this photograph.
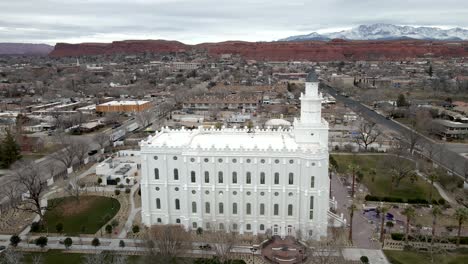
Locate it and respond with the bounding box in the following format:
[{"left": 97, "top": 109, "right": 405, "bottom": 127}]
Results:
[{"left": 140, "top": 77, "right": 331, "bottom": 239}]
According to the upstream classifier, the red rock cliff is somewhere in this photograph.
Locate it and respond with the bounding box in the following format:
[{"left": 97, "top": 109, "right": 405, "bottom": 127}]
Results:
[{"left": 50, "top": 39, "right": 468, "bottom": 61}]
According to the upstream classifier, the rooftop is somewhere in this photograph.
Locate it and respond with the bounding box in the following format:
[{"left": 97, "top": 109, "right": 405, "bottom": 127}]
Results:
[
  {"left": 98, "top": 100, "right": 150, "bottom": 106},
  {"left": 142, "top": 126, "right": 320, "bottom": 152}
]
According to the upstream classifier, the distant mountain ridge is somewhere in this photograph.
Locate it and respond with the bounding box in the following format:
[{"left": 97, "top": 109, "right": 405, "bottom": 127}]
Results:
[
  {"left": 0, "top": 43, "right": 54, "bottom": 55},
  {"left": 280, "top": 24, "right": 468, "bottom": 41}
]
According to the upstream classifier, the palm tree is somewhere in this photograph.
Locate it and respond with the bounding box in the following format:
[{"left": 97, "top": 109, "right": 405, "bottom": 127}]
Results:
[
  {"left": 428, "top": 173, "right": 438, "bottom": 202},
  {"left": 402, "top": 206, "right": 416, "bottom": 244},
  {"left": 431, "top": 206, "right": 442, "bottom": 247},
  {"left": 348, "top": 203, "right": 357, "bottom": 244},
  {"left": 379, "top": 206, "right": 390, "bottom": 244},
  {"left": 454, "top": 208, "right": 468, "bottom": 247},
  {"left": 348, "top": 164, "right": 360, "bottom": 198}
]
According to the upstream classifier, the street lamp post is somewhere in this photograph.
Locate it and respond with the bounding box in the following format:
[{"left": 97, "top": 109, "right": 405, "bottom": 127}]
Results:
[{"left": 250, "top": 246, "right": 257, "bottom": 264}]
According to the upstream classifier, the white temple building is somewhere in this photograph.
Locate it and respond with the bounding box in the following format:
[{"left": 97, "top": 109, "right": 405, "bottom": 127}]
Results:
[{"left": 139, "top": 73, "right": 345, "bottom": 239}]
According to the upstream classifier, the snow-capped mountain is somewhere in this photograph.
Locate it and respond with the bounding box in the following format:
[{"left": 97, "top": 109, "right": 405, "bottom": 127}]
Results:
[{"left": 280, "top": 24, "right": 468, "bottom": 41}]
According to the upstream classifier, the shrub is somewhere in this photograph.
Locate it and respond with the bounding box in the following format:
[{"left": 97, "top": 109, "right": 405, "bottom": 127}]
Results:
[
  {"left": 114, "top": 189, "right": 121, "bottom": 196},
  {"left": 64, "top": 237, "right": 73, "bottom": 249},
  {"left": 132, "top": 225, "right": 140, "bottom": 234},
  {"left": 391, "top": 233, "right": 405, "bottom": 241},
  {"left": 125, "top": 188, "right": 131, "bottom": 194},
  {"left": 118, "top": 183, "right": 124, "bottom": 188},
  {"left": 105, "top": 224, "right": 112, "bottom": 234},
  {"left": 56, "top": 222, "right": 64, "bottom": 233},
  {"left": 10, "top": 235, "right": 21, "bottom": 247},
  {"left": 111, "top": 219, "right": 119, "bottom": 227},
  {"left": 35, "top": 236, "right": 48, "bottom": 248},
  {"left": 91, "top": 238, "right": 100, "bottom": 247},
  {"left": 360, "top": 256, "right": 369, "bottom": 263},
  {"left": 30, "top": 221, "right": 42, "bottom": 232}
]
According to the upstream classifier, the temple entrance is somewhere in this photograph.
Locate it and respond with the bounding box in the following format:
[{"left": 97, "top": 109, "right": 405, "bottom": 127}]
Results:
[{"left": 273, "top": 225, "right": 279, "bottom": 235}]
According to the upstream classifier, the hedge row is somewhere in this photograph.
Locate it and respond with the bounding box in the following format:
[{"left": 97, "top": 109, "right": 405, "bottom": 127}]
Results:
[
  {"left": 391, "top": 233, "right": 468, "bottom": 245},
  {"left": 365, "top": 195, "right": 445, "bottom": 205}
]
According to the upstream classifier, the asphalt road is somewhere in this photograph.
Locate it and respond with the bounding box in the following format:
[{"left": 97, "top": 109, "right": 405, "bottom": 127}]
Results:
[{"left": 321, "top": 85, "right": 467, "bottom": 180}]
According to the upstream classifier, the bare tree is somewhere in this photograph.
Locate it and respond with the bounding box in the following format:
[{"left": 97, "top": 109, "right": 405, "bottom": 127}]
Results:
[
  {"left": 31, "top": 254, "right": 43, "bottom": 264},
  {"left": 385, "top": 143, "right": 417, "bottom": 188},
  {"left": 354, "top": 121, "right": 381, "bottom": 151},
  {"left": 144, "top": 225, "right": 192, "bottom": 263},
  {"left": 211, "top": 228, "right": 238, "bottom": 263},
  {"left": 82, "top": 253, "right": 106, "bottom": 264},
  {"left": 136, "top": 109, "right": 155, "bottom": 128},
  {"left": 51, "top": 134, "right": 88, "bottom": 170},
  {"left": 5, "top": 161, "right": 48, "bottom": 222},
  {"left": 0, "top": 249, "right": 24, "bottom": 264},
  {"left": 93, "top": 133, "right": 109, "bottom": 150}
]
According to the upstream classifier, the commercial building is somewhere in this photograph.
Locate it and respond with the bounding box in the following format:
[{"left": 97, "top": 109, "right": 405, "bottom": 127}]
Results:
[
  {"left": 96, "top": 100, "right": 151, "bottom": 113},
  {"left": 139, "top": 73, "right": 344, "bottom": 239}
]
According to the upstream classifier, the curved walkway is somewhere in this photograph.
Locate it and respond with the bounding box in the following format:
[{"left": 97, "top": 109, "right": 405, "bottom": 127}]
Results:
[{"left": 117, "top": 182, "right": 141, "bottom": 239}]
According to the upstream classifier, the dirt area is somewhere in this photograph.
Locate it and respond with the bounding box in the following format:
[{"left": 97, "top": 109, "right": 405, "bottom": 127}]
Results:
[{"left": 55, "top": 196, "right": 94, "bottom": 217}]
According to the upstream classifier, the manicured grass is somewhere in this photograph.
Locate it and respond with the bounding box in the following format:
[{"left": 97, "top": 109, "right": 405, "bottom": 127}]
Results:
[
  {"left": 42, "top": 196, "right": 120, "bottom": 235},
  {"left": 332, "top": 154, "right": 441, "bottom": 201},
  {"left": 384, "top": 250, "right": 468, "bottom": 264}
]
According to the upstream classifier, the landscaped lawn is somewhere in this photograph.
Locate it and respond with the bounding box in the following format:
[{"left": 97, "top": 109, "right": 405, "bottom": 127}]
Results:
[
  {"left": 384, "top": 250, "right": 468, "bottom": 264},
  {"left": 42, "top": 196, "right": 120, "bottom": 235},
  {"left": 332, "top": 154, "right": 441, "bottom": 201}
]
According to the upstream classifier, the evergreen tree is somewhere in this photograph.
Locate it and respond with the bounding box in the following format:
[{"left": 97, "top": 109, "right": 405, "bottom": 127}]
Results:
[
  {"left": 428, "top": 65, "right": 433, "bottom": 77},
  {"left": 396, "top": 94, "right": 408, "bottom": 107},
  {"left": 0, "top": 129, "right": 22, "bottom": 169}
]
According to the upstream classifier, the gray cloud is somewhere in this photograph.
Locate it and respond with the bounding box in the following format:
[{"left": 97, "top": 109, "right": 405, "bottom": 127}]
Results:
[{"left": 0, "top": 0, "right": 467, "bottom": 44}]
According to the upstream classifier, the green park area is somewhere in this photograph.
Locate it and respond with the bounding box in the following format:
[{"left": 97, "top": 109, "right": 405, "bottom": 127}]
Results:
[
  {"left": 42, "top": 196, "right": 120, "bottom": 235},
  {"left": 384, "top": 250, "right": 468, "bottom": 264},
  {"left": 332, "top": 154, "right": 441, "bottom": 202}
]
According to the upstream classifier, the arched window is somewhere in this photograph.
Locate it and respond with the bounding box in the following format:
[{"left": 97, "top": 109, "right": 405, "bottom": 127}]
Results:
[
  {"left": 219, "top": 203, "right": 224, "bottom": 214},
  {"left": 192, "top": 222, "right": 197, "bottom": 229},
  {"left": 274, "top": 172, "right": 279, "bottom": 184},
  {"left": 157, "top": 218, "right": 162, "bottom": 223},
  {"left": 232, "top": 223, "right": 238, "bottom": 230},
  {"left": 205, "top": 202, "right": 210, "bottom": 214},
  {"left": 204, "top": 171, "right": 209, "bottom": 183},
  {"left": 191, "top": 171, "right": 196, "bottom": 183},
  {"left": 192, "top": 202, "right": 197, "bottom": 213},
  {"left": 246, "top": 172, "right": 251, "bottom": 184},
  {"left": 218, "top": 171, "right": 223, "bottom": 183},
  {"left": 288, "top": 173, "right": 294, "bottom": 185},
  {"left": 175, "top": 199, "right": 180, "bottom": 210},
  {"left": 173, "top": 169, "right": 179, "bottom": 180},
  {"left": 232, "top": 203, "right": 238, "bottom": 214},
  {"left": 176, "top": 218, "right": 181, "bottom": 224},
  {"left": 309, "top": 196, "right": 314, "bottom": 220},
  {"left": 288, "top": 204, "right": 293, "bottom": 216},
  {"left": 219, "top": 223, "right": 225, "bottom": 230},
  {"left": 310, "top": 176, "right": 315, "bottom": 188},
  {"left": 156, "top": 198, "right": 161, "bottom": 209},
  {"left": 260, "top": 203, "right": 265, "bottom": 215},
  {"left": 246, "top": 203, "right": 251, "bottom": 215},
  {"left": 260, "top": 172, "right": 265, "bottom": 184},
  {"left": 232, "top": 172, "right": 237, "bottom": 184},
  {"left": 154, "top": 168, "right": 159, "bottom": 180},
  {"left": 273, "top": 204, "right": 279, "bottom": 215},
  {"left": 260, "top": 224, "right": 265, "bottom": 231}
]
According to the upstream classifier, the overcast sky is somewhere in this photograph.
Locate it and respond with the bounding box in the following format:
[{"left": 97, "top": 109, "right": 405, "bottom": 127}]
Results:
[{"left": 1, "top": 0, "right": 467, "bottom": 45}]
